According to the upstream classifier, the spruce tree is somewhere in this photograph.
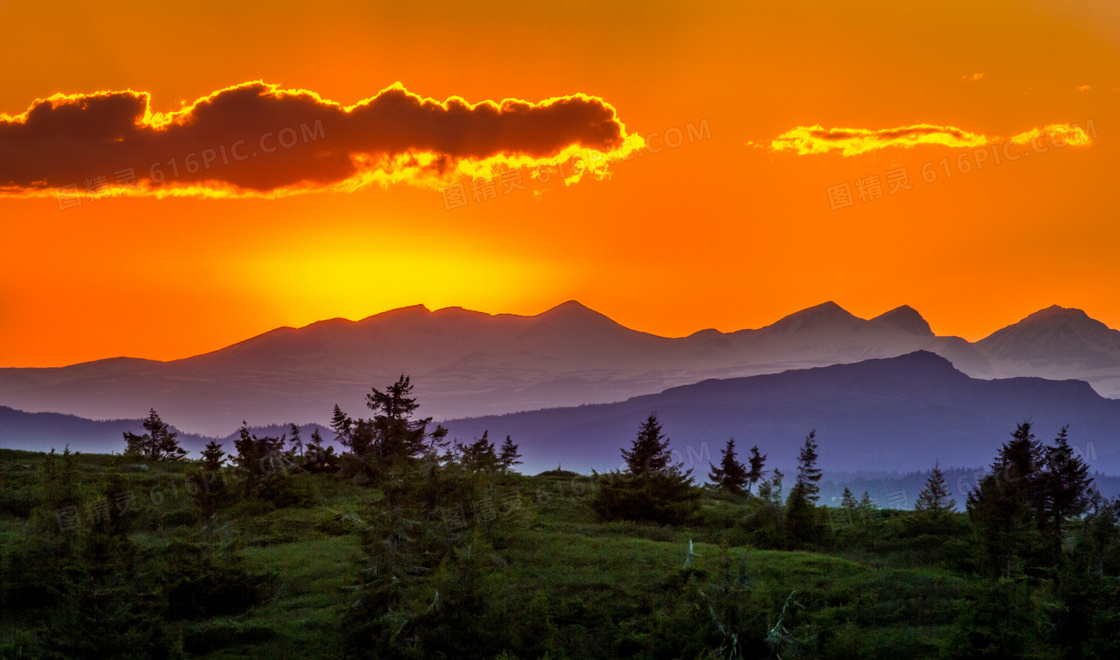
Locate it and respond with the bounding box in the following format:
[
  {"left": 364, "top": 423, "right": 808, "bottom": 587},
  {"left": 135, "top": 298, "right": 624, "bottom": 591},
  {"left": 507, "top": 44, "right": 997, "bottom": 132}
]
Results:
[
  {"left": 123, "top": 409, "right": 187, "bottom": 461},
  {"left": 746, "top": 445, "right": 767, "bottom": 496},
  {"left": 288, "top": 423, "right": 304, "bottom": 457},
  {"left": 497, "top": 435, "right": 522, "bottom": 473},
  {"left": 968, "top": 422, "right": 1046, "bottom": 576},
  {"left": 840, "top": 487, "right": 857, "bottom": 509},
  {"left": 621, "top": 414, "right": 672, "bottom": 476},
  {"left": 793, "top": 430, "right": 822, "bottom": 503},
  {"left": 459, "top": 431, "right": 498, "bottom": 472},
  {"left": 366, "top": 375, "right": 435, "bottom": 461},
  {"left": 708, "top": 438, "right": 748, "bottom": 494},
  {"left": 915, "top": 461, "right": 956, "bottom": 515},
  {"left": 330, "top": 405, "right": 352, "bottom": 445},
  {"left": 1041, "top": 426, "right": 1096, "bottom": 553}
]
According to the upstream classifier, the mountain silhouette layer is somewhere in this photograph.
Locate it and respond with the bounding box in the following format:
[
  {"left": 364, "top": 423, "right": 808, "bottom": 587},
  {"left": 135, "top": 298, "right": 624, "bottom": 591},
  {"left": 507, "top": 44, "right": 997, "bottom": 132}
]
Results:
[
  {"left": 2, "top": 301, "right": 1120, "bottom": 436},
  {"left": 441, "top": 351, "right": 1120, "bottom": 476}
]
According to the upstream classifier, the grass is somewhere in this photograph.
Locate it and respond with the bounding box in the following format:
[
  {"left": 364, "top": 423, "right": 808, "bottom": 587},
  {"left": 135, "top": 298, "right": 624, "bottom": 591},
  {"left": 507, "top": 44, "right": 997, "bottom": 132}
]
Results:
[{"left": 0, "top": 448, "right": 987, "bottom": 658}]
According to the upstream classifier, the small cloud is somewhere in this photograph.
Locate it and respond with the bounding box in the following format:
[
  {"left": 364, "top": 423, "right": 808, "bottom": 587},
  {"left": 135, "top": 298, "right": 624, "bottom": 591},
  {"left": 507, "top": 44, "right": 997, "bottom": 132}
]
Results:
[
  {"left": 1007, "top": 123, "right": 1094, "bottom": 147},
  {"left": 772, "top": 121, "right": 1095, "bottom": 156},
  {"left": 1077, "top": 84, "right": 1091, "bottom": 92},
  {"left": 961, "top": 73, "right": 984, "bottom": 81},
  {"left": 771, "top": 124, "right": 988, "bottom": 156}
]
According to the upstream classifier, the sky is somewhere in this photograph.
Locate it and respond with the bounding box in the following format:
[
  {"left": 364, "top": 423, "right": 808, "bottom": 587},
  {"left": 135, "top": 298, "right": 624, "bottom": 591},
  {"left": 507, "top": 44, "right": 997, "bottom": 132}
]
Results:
[{"left": 1, "top": 0, "right": 1118, "bottom": 367}]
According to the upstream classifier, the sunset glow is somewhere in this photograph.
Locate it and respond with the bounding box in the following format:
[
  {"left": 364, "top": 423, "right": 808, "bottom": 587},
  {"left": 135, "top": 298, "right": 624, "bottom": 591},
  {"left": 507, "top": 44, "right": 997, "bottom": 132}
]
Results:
[{"left": 2, "top": 0, "right": 1118, "bottom": 367}]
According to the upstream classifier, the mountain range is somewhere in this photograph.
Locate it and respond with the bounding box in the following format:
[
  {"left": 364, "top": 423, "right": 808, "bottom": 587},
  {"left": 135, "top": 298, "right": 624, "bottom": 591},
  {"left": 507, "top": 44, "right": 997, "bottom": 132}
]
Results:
[
  {"left": 440, "top": 351, "right": 1120, "bottom": 476},
  {"left": 4, "top": 352, "right": 1119, "bottom": 484},
  {"left": 2, "top": 301, "right": 1120, "bottom": 437}
]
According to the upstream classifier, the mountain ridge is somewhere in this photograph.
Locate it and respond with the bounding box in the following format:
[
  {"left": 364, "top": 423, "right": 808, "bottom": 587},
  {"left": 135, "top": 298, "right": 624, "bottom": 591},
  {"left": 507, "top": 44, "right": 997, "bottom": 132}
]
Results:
[{"left": 3, "top": 301, "right": 1120, "bottom": 436}]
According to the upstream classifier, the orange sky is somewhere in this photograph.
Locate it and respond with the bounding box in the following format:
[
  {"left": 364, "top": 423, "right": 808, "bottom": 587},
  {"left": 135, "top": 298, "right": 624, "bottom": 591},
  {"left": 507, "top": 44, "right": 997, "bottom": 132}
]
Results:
[{"left": 2, "top": 0, "right": 1119, "bottom": 367}]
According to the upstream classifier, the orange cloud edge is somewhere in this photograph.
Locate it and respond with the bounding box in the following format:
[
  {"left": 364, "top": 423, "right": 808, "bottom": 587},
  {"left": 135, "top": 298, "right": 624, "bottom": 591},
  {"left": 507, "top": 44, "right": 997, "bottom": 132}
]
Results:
[
  {"left": 0, "top": 81, "right": 647, "bottom": 200},
  {"left": 771, "top": 121, "right": 1095, "bottom": 157}
]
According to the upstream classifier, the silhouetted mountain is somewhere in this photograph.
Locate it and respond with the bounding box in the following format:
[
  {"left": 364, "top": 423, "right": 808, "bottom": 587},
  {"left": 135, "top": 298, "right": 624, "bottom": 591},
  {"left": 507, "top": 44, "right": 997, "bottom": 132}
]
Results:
[
  {"left": 2, "top": 301, "right": 1120, "bottom": 436},
  {"left": 978, "top": 305, "right": 1120, "bottom": 366},
  {"left": 441, "top": 352, "right": 1120, "bottom": 476},
  {"left": 0, "top": 405, "right": 330, "bottom": 456}
]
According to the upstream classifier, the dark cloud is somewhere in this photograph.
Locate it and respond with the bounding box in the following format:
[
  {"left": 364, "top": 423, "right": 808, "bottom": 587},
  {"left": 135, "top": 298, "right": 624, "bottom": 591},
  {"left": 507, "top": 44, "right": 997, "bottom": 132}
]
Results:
[{"left": 0, "top": 82, "right": 634, "bottom": 195}]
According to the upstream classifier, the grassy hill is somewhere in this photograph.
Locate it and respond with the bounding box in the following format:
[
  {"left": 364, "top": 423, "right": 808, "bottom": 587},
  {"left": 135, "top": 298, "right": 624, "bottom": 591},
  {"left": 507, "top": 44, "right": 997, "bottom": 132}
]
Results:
[{"left": 0, "top": 447, "right": 1116, "bottom": 659}]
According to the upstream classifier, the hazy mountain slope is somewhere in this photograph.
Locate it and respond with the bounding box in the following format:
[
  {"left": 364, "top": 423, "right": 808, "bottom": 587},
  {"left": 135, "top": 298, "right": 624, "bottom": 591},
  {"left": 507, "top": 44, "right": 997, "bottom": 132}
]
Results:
[
  {"left": 2, "top": 301, "right": 1120, "bottom": 436},
  {"left": 441, "top": 351, "right": 1120, "bottom": 476}
]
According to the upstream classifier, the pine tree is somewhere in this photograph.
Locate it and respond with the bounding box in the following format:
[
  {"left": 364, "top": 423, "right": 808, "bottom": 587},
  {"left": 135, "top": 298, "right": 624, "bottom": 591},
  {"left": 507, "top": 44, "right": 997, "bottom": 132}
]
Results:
[
  {"left": 794, "top": 430, "right": 822, "bottom": 503},
  {"left": 785, "top": 431, "right": 824, "bottom": 545},
  {"left": 840, "top": 487, "right": 857, "bottom": 509},
  {"left": 915, "top": 461, "right": 956, "bottom": 515},
  {"left": 366, "top": 375, "right": 436, "bottom": 461},
  {"left": 1041, "top": 426, "right": 1096, "bottom": 553},
  {"left": 592, "top": 414, "right": 700, "bottom": 524},
  {"left": 123, "top": 409, "right": 187, "bottom": 461},
  {"left": 194, "top": 440, "right": 228, "bottom": 518},
  {"left": 459, "top": 431, "right": 498, "bottom": 472},
  {"left": 708, "top": 438, "right": 749, "bottom": 494},
  {"left": 859, "top": 491, "right": 874, "bottom": 509},
  {"left": 200, "top": 440, "right": 225, "bottom": 471},
  {"left": 621, "top": 414, "right": 672, "bottom": 476},
  {"left": 497, "top": 435, "right": 522, "bottom": 473},
  {"left": 330, "top": 405, "right": 353, "bottom": 445},
  {"left": 746, "top": 445, "right": 767, "bottom": 496},
  {"left": 288, "top": 423, "right": 304, "bottom": 457},
  {"left": 968, "top": 422, "right": 1047, "bottom": 576}
]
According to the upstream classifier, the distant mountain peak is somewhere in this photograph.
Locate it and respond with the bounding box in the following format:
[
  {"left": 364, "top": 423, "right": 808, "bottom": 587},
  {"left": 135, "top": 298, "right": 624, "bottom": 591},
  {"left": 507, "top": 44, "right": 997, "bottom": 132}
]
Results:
[
  {"left": 544, "top": 300, "right": 595, "bottom": 314},
  {"left": 768, "top": 301, "right": 861, "bottom": 334},
  {"left": 977, "top": 305, "right": 1120, "bottom": 364},
  {"left": 871, "top": 305, "right": 934, "bottom": 337},
  {"left": 1020, "top": 305, "right": 1092, "bottom": 324},
  {"left": 360, "top": 304, "right": 431, "bottom": 322}
]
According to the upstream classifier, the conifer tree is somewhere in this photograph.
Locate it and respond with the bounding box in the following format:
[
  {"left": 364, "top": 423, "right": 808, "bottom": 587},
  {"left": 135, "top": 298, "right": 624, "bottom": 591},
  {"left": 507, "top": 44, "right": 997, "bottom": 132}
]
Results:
[
  {"left": 123, "top": 409, "right": 187, "bottom": 461},
  {"left": 497, "top": 435, "right": 522, "bottom": 473},
  {"left": 1041, "top": 426, "right": 1096, "bottom": 553},
  {"left": 330, "top": 405, "right": 353, "bottom": 445},
  {"left": 793, "top": 430, "right": 822, "bottom": 503},
  {"left": 915, "top": 461, "right": 956, "bottom": 515},
  {"left": 708, "top": 438, "right": 749, "bottom": 494},
  {"left": 746, "top": 445, "right": 767, "bottom": 496},
  {"left": 840, "top": 487, "right": 857, "bottom": 509},
  {"left": 366, "top": 375, "right": 435, "bottom": 461},
  {"left": 621, "top": 414, "right": 672, "bottom": 476},
  {"left": 459, "top": 431, "right": 498, "bottom": 472},
  {"left": 288, "top": 423, "right": 304, "bottom": 457}
]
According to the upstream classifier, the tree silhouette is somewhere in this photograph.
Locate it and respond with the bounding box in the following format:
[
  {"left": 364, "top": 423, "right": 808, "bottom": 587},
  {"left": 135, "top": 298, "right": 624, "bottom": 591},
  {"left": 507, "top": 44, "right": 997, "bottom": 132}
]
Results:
[
  {"left": 968, "top": 422, "right": 1046, "bottom": 576},
  {"left": 793, "top": 430, "right": 822, "bottom": 503},
  {"left": 366, "top": 375, "right": 435, "bottom": 462},
  {"left": 621, "top": 414, "right": 672, "bottom": 476},
  {"left": 746, "top": 445, "right": 768, "bottom": 496},
  {"left": 497, "top": 435, "right": 522, "bottom": 473},
  {"left": 915, "top": 461, "right": 956, "bottom": 515},
  {"left": 458, "top": 431, "right": 498, "bottom": 472},
  {"left": 785, "top": 431, "right": 823, "bottom": 545},
  {"left": 123, "top": 409, "right": 187, "bottom": 461},
  {"left": 288, "top": 423, "right": 304, "bottom": 457},
  {"left": 1041, "top": 426, "right": 1096, "bottom": 554},
  {"left": 709, "top": 438, "right": 748, "bottom": 494}
]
